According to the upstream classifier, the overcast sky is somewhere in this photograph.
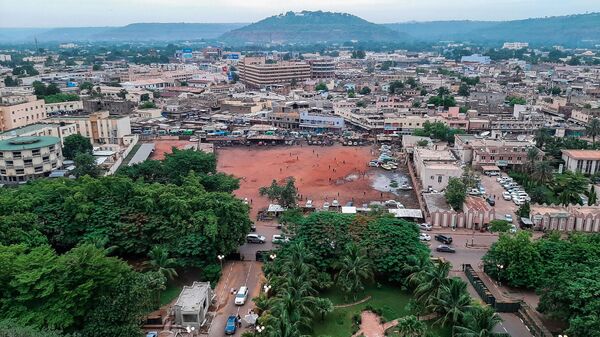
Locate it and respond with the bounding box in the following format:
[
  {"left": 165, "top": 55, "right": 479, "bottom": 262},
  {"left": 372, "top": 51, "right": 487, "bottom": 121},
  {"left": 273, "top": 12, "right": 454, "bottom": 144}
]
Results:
[{"left": 1, "top": 0, "right": 599, "bottom": 27}]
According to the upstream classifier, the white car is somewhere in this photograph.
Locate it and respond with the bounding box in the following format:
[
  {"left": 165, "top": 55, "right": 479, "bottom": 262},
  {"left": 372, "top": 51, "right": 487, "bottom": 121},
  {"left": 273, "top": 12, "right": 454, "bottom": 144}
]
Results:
[
  {"left": 368, "top": 161, "right": 379, "bottom": 167},
  {"left": 419, "top": 223, "right": 432, "bottom": 231},
  {"left": 513, "top": 198, "right": 525, "bottom": 206},
  {"left": 323, "top": 202, "right": 330, "bottom": 210},
  {"left": 502, "top": 192, "right": 512, "bottom": 200},
  {"left": 509, "top": 224, "right": 517, "bottom": 233},
  {"left": 234, "top": 286, "right": 248, "bottom": 305},
  {"left": 272, "top": 234, "right": 290, "bottom": 244},
  {"left": 468, "top": 189, "right": 481, "bottom": 195},
  {"left": 505, "top": 214, "right": 513, "bottom": 222},
  {"left": 419, "top": 233, "right": 431, "bottom": 241},
  {"left": 332, "top": 199, "right": 340, "bottom": 207}
]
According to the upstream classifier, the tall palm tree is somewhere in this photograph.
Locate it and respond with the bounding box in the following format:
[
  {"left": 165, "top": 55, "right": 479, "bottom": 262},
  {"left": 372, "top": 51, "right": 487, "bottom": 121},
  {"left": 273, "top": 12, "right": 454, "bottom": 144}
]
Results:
[
  {"left": 586, "top": 118, "right": 600, "bottom": 145},
  {"left": 553, "top": 171, "right": 589, "bottom": 206},
  {"left": 395, "top": 315, "right": 427, "bottom": 337},
  {"left": 268, "top": 289, "right": 314, "bottom": 329},
  {"left": 525, "top": 147, "right": 540, "bottom": 173},
  {"left": 428, "top": 278, "right": 473, "bottom": 327},
  {"left": 334, "top": 244, "right": 374, "bottom": 299},
  {"left": 402, "top": 253, "right": 432, "bottom": 287},
  {"left": 265, "top": 312, "right": 303, "bottom": 337},
  {"left": 413, "top": 260, "right": 451, "bottom": 307},
  {"left": 532, "top": 161, "right": 554, "bottom": 184},
  {"left": 453, "top": 306, "right": 507, "bottom": 337},
  {"left": 147, "top": 246, "right": 178, "bottom": 280}
]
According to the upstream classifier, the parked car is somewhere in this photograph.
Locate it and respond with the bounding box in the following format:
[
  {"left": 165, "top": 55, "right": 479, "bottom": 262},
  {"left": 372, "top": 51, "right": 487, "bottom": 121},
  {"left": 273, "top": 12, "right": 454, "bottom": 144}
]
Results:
[
  {"left": 246, "top": 234, "right": 266, "bottom": 244},
  {"left": 225, "top": 315, "right": 237, "bottom": 335},
  {"left": 436, "top": 245, "right": 456, "bottom": 253},
  {"left": 332, "top": 199, "right": 340, "bottom": 207},
  {"left": 468, "top": 188, "right": 481, "bottom": 195},
  {"left": 486, "top": 196, "right": 496, "bottom": 206},
  {"left": 272, "top": 234, "right": 290, "bottom": 244},
  {"left": 435, "top": 234, "right": 453, "bottom": 244},
  {"left": 323, "top": 202, "right": 330, "bottom": 210},
  {"left": 419, "top": 233, "right": 431, "bottom": 241},
  {"left": 235, "top": 286, "right": 249, "bottom": 305},
  {"left": 502, "top": 192, "right": 512, "bottom": 200},
  {"left": 385, "top": 200, "right": 403, "bottom": 208},
  {"left": 505, "top": 214, "right": 513, "bottom": 222},
  {"left": 146, "top": 332, "right": 158, "bottom": 337},
  {"left": 509, "top": 224, "right": 517, "bottom": 233},
  {"left": 419, "top": 223, "right": 433, "bottom": 231},
  {"left": 368, "top": 161, "right": 379, "bottom": 167}
]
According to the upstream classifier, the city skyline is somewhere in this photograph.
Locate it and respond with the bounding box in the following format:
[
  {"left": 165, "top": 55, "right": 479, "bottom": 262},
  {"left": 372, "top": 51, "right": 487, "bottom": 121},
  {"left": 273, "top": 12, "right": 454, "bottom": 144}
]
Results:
[{"left": 1, "top": 0, "right": 600, "bottom": 27}]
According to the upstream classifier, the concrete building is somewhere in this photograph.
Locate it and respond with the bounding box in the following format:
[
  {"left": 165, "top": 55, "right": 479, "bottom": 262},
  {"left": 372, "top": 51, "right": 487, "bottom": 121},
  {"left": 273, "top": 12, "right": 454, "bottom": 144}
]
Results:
[
  {"left": 413, "top": 148, "right": 463, "bottom": 191},
  {"left": 308, "top": 58, "right": 336, "bottom": 79},
  {"left": 502, "top": 42, "right": 529, "bottom": 50},
  {"left": 0, "top": 136, "right": 62, "bottom": 184},
  {"left": 45, "top": 100, "right": 83, "bottom": 115},
  {"left": 83, "top": 99, "right": 136, "bottom": 115},
  {"left": 0, "top": 123, "right": 77, "bottom": 146},
  {"left": 454, "top": 134, "right": 539, "bottom": 169},
  {"left": 383, "top": 115, "right": 442, "bottom": 135},
  {"left": 0, "top": 94, "right": 46, "bottom": 131},
  {"left": 299, "top": 110, "right": 344, "bottom": 133},
  {"left": 239, "top": 57, "right": 311, "bottom": 88},
  {"left": 561, "top": 150, "right": 600, "bottom": 175},
  {"left": 172, "top": 281, "right": 214, "bottom": 329},
  {"left": 47, "top": 111, "right": 132, "bottom": 145}
]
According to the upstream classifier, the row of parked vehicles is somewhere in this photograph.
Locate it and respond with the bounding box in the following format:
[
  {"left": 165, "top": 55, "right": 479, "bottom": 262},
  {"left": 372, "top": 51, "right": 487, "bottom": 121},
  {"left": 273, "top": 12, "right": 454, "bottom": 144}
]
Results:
[
  {"left": 246, "top": 233, "right": 289, "bottom": 244},
  {"left": 497, "top": 176, "right": 531, "bottom": 205},
  {"left": 417, "top": 223, "right": 456, "bottom": 253}
]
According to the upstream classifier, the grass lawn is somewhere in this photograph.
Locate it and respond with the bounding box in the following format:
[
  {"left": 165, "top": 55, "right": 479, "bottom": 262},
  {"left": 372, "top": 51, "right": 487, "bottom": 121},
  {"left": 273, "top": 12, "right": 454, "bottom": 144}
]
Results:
[
  {"left": 159, "top": 281, "right": 183, "bottom": 306},
  {"left": 310, "top": 284, "right": 451, "bottom": 337}
]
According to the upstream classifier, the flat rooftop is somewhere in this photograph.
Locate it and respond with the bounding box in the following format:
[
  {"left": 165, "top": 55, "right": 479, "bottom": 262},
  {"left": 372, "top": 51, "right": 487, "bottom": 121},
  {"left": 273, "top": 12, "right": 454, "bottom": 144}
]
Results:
[
  {"left": 174, "top": 281, "right": 212, "bottom": 311},
  {"left": 128, "top": 143, "right": 155, "bottom": 166},
  {"left": 415, "top": 148, "right": 456, "bottom": 161},
  {"left": 561, "top": 149, "right": 600, "bottom": 160},
  {"left": 0, "top": 136, "right": 60, "bottom": 151},
  {"left": 423, "top": 193, "right": 452, "bottom": 213}
]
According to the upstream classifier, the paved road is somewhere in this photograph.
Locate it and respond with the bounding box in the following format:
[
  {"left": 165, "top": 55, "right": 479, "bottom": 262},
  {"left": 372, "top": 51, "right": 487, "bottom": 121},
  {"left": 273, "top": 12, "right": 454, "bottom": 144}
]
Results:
[
  {"left": 479, "top": 175, "right": 519, "bottom": 222},
  {"left": 429, "top": 228, "right": 532, "bottom": 337}
]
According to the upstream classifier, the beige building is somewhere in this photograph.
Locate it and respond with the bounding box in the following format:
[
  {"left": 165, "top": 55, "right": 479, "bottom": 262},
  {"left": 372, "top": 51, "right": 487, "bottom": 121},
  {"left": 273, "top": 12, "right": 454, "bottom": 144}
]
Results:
[
  {"left": 0, "top": 136, "right": 62, "bottom": 184},
  {"left": 454, "top": 134, "right": 540, "bottom": 169},
  {"left": 561, "top": 150, "right": 600, "bottom": 175},
  {"left": 45, "top": 100, "right": 83, "bottom": 115},
  {"left": 0, "top": 94, "right": 46, "bottom": 131},
  {"left": 47, "top": 111, "right": 132, "bottom": 145},
  {"left": 414, "top": 148, "right": 463, "bottom": 191},
  {"left": 239, "top": 57, "right": 311, "bottom": 88}
]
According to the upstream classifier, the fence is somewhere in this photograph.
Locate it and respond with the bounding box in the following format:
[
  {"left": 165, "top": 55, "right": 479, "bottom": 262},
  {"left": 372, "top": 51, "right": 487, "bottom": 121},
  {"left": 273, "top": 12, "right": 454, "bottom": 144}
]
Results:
[{"left": 463, "top": 264, "right": 520, "bottom": 313}]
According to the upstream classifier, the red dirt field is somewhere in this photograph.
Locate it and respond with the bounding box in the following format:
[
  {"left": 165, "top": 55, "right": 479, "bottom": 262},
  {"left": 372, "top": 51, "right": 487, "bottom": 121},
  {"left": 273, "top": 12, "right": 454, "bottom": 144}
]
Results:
[
  {"left": 150, "top": 140, "right": 194, "bottom": 160},
  {"left": 217, "top": 145, "right": 399, "bottom": 217}
]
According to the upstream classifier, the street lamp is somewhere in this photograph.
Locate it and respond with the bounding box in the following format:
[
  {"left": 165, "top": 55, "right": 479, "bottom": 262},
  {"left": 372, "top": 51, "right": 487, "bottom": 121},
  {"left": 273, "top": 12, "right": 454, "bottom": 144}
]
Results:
[
  {"left": 256, "top": 325, "right": 265, "bottom": 334},
  {"left": 186, "top": 326, "right": 196, "bottom": 336},
  {"left": 497, "top": 264, "right": 504, "bottom": 287},
  {"left": 217, "top": 254, "right": 225, "bottom": 270},
  {"left": 269, "top": 254, "right": 277, "bottom": 260},
  {"left": 263, "top": 284, "right": 271, "bottom": 294}
]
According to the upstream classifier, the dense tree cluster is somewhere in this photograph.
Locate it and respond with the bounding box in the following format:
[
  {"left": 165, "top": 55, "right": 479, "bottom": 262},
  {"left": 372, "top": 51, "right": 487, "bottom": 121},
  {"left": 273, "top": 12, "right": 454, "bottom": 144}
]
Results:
[
  {"left": 483, "top": 232, "right": 600, "bottom": 337},
  {"left": 0, "top": 149, "right": 251, "bottom": 336},
  {"left": 413, "top": 121, "right": 464, "bottom": 143}
]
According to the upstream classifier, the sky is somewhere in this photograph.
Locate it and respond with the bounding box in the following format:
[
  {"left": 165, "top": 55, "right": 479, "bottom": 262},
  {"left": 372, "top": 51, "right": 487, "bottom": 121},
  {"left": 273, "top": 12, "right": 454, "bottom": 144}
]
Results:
[{"left": 1, "top": 0, "right": 600, "bottom": 27}]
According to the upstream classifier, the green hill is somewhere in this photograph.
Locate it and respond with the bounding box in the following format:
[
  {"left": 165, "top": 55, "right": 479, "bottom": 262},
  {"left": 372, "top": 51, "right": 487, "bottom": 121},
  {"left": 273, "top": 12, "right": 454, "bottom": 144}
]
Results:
[{"left": 220, "top": 11, "right": 406, "bottom": 44}]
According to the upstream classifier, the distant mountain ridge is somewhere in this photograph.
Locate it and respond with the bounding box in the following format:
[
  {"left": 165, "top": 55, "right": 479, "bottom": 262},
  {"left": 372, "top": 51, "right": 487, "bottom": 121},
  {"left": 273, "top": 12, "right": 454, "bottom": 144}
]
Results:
[
  {"left": 0, "top": 23, "right": 247, "bottom": 43},
  {"left": 219, "top": 11, "right": 405, "bottom": 43},
  {"left": 385, "top": 13, "right": 600, "bottom": 45},
  {"left": 0, "top": 12, "right": 598, "bottom": 46}
]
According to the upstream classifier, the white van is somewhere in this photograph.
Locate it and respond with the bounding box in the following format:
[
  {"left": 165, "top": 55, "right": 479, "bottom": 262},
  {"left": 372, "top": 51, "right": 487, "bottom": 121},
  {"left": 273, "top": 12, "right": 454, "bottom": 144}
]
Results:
[{"left": 235, "top": 286, "right": 248, "bottom": 305}]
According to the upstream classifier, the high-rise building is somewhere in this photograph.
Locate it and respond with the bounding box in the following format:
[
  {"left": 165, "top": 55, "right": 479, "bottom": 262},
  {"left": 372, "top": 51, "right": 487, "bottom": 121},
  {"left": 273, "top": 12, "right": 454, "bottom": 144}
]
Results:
[{"left": 239, "top": 57, "right": 311, "bottom": 88}]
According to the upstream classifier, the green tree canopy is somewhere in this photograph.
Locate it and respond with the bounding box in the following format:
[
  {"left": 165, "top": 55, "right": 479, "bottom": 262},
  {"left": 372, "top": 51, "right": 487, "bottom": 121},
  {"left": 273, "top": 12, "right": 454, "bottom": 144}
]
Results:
[
  {"left": 62, "top": 134, "right": 93, "bottom": 160},
  {"left": 445, "top": 178, "right": 467, "bottom": 210}
]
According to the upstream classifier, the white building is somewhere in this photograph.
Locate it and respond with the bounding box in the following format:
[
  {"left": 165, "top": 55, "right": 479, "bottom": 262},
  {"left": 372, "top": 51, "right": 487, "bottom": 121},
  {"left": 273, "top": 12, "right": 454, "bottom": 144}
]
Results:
[
  {"left": 413, "top": 148, "right": 463, "bottom": 191},
  {"left": 502, "top": 42, "right": 529, "bottom": 50}
]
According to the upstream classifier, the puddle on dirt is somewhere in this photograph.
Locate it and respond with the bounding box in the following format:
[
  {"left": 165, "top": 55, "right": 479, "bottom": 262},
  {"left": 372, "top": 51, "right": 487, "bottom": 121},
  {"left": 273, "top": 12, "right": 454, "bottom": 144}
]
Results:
[{"left": 371, "top": 171, "right": 412, "bottom": 196}]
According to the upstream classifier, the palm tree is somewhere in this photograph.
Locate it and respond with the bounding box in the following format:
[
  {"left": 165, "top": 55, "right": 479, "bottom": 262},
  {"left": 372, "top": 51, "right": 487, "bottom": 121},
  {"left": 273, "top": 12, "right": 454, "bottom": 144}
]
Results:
[
  {"left": 147, "top": 246, "right": 178, "bottom": 280},
  {"left": 395, "top": 315, "right": 427, "bottom": 337},
  {"left": 553, "top": 171, "right": 589, "bottom": 206},
  {"left": 402, "top": 253, "right": 432, "bottom": 287},
  {"left": 453, "top": 306, "right": 507, "bottom": 337},
  {"left": 264, "top": 312, "right": 303, "bottom": 337},
  {"left": 586, "top": 118, "right": 600, "bottom": 145},
  {"left": 525, "top": 147, "right": 540, "bottom": 173},
  {"left": 413, "top": 260, "right": 451, "bottom": 307},
  {"left": 334, "top": 244, "right": 374, "bottom": 299},
  {"left": 532, "top": 161, "right": 554, "bottom": 184},
  {"left": 313, "top": 297, "right": 334, "bottom": 321},
  {"left": 428, "top": 278, "right": 473, "bottom": 327},
  {"left": 268, "top": 289, "right": 314, "bottom": 329}
]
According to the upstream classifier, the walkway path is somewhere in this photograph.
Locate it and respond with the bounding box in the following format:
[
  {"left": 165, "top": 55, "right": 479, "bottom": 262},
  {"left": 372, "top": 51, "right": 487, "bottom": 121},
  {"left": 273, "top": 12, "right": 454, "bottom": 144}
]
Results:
[{"left": 351, "top": 311, "right": 437, "bottom": 337}]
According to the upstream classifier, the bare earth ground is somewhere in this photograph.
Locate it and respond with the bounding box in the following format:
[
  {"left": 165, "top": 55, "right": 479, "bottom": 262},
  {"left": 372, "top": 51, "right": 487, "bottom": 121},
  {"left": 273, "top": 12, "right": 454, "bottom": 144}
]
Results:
[
  {"left": 150, "top": 140, "right": 194, "bottom": 160},
  {"left": 216, "top": 145, "right": 418, "bottom": 218}
]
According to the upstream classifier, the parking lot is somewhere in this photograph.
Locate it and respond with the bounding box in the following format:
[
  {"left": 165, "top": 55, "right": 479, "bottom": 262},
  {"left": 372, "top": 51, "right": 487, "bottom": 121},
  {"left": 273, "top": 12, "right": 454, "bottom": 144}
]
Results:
[{"left": 478, "top": 174, "right": 519, "bottom": 223}]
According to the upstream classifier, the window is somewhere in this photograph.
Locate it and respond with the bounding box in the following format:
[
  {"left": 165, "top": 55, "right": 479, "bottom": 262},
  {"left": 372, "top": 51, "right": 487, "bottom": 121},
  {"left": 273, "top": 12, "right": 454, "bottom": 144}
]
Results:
[
  {"left": 438, "top": 176, "right": 443, "bottom": 183},
  {"left": 32, "top": 149, "right": 40, "bottom": 155},
  {"left": 13, "top": 151, "right": 21, "bottom": 159},
  {"left": 5, "top": 160, "right": 13, "bottom": 167},
  {"left": 24, "top": 159, "right": 32, "bottom": 167},
  {"left": 34, "top": 166, "right": 43, "bottom": 173},
  {"left": 42, "top": 156, "right": 50, "bottom": 162},
  {"left": 16, "top": 169, "right": 24, "bottom": 175},
  {"left": 0, "top": 169, "right": 5, "bottom": 174}
]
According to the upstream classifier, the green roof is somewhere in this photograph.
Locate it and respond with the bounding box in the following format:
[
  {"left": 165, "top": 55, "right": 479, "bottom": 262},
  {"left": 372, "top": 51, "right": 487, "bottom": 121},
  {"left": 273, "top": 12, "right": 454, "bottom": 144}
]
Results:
[{"left": 0, "top": 136, "right": 60, "bottom": 151}]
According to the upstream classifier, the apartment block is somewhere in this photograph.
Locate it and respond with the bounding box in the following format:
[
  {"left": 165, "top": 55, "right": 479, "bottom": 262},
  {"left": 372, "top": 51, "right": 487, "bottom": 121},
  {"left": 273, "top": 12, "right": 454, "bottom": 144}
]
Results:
[
  {"left": 46, "top": 111, "right": 132, "bottom": 145},
  {"left": 0, "top": 136, "right": 63, "bottom": 184},
  {"left": 455, "top": 134, "right": 540, "bottom": 168},
  {"left": 0, "top": 94, "right": 46, "bottom": 131},
  {"left": 239, "top": 57, "right": 311, "bottom": 88}
]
